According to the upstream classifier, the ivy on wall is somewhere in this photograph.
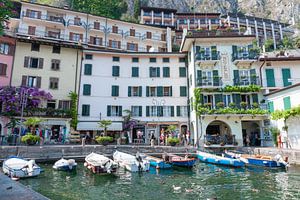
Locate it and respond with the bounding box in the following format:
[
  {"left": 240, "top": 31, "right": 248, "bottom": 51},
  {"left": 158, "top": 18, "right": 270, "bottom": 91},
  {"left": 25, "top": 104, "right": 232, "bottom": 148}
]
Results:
[{"left": 69, "top": 91, "right": 78, "bottom": 129}]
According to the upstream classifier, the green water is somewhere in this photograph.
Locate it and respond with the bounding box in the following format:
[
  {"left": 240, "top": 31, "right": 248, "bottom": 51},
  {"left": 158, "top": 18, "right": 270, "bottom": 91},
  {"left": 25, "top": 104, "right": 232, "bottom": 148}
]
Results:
[{"left": 20, "top": 163, "right": 300, "bottom": 200}]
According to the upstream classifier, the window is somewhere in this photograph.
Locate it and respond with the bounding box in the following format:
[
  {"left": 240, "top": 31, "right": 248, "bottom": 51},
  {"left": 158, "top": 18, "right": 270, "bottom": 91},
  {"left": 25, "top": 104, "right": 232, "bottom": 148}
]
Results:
[
  {"left": 128, "top": 86, "right": 142, "bottom": 97},
  {"left": 85, "top": 54, "right": 93, "bottom": 60},
  {"left": 163, "top": 67, "right": 170, "bottom": 77},
  {"left": 83, "top": 84, "right": 91, "bottom": 96},
  {"left": 0, "top": 43, "right": 9, "bottom": 55},
  {"left": 0, "top": 63, "right": 7, "bottom": 76},
  {"left": 94, "top": 21, "right": 100, "bottom": 30},
  {"left": 112, "top": 85, "right": 119, "bottom": 97},
  {"left": 24, "top": 57, "right": 44, "bottom": 69},
  {"left": 131, "top": 106, "right": 142, "bottom": 117},
  {"left": 149, "top": 57, "right": 156, "bottom": 63},
  {"left": 84, "top": 64, "right": 92, "bottom": 75},
  {"left": 179, "top": 57, "right": 185, "bottom": 63},
  {"left": 112, "top": 66, "right": 120, "bottom": 77},
  {"left": 177, "top": 106, "right": 188, "bottom": 117},
  {"left": 132, "top": 57, "right": 139, "bottom": 63},
  {"left": 74, "top": 17, "right": 81, "bottom": 25},
  {"left": 149, "top": 67, "right": 160, "bottom": 77},
  {"left": 49, "top": 77, "right": 59, "bottom": 89},
  {"left": 202, "top": 71, "right": 213, "bottom": 86},
  {"left": 22, "top": 76, "right": 41, "bottom": 88},
  {"left": 52, "top": 46, "right": 61, "bottom": 54},
  {"left": 283, "top": 96, "right": 291, "bottom": 110},
  {"left": 58, "top": 100, "right": 71, "bottom": 110},
  {"left": 163, "top": 106, "right": 172, "bottom": 117},
  {"left": 179, "top": 67, "right": 186, "bottom": 77},
  {"left": 82, "top": 104, "right": 90, "bottom": 116},
  {"left": 28, "top": 26, "right": 36, "bottom": 35},
  {"left": 130, "top": 29, "right": 135, "bottom": 36},
  {"left": 30, "top": 58, "right": 39, "bottom": 68},
  {"left": 26, "top": 9, "right": 40, "bottom": 18},
  {"left": 150, "top": 106, "right": 158, "bottom": 117},
  {"left": 162, "top": 57, "right": 170, "bottom": 63},
  {"left": 127, "top": 43, "right": 138, "bottom": 51},
  {"left": 69, "top": 32, "right": 82, "bottom": 41},
  {"left": 47, "top": 100, "right": 56, "bottom": 109},
  {"left": 180, "top": 86, "right": 187, "bottom": 97},
  {"left": 107, "top": 105, "right": 122, "bottom": 117},
  {"left": 31, "top": 43, "right": 40, "bottom": 51},
  {"left": 131, "top": 67, "right": 139, "bottom": 77},
  {"left": 51, "top": 59, "right": 60, "bottom": 71},
  {"left": 163, "top": 87, "right": 172, "bottom": 96},
  {"left": 150, "top": 87, "right": 156, "bottom": 97},
  {"left": 223, "top": 95, "right": 231, "bottom": 107},
  {"left": 112, "top": 26, "right": 118, "bottom": 33},
  {"left": 110, "top": 41, "right": 120, "bottom": 49},
  {"left": 113, "top": 56, "right": 120, "bottom": 62},
  {"left": 146, "top": 32, "right": 152, "bottom": 39}
]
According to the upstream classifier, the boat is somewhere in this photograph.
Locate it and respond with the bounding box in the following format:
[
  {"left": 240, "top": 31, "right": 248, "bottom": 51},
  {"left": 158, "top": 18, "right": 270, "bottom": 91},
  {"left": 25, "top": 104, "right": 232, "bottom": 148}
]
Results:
[
  {"left": 53, "top": 158, "right": 77, "bottom": 171},
  {"left": 84, "top": 152, "right": 118, "bottom": 174},
  {"left": 113, "top": 151, "right": 150, "bottom": 172},
  {"left": 224, "top": 151, "right": 289, "bottom": 168},
  {"left": 144, "top": 154, "right": 172, "bottom": 169},
  {"left": 2, "top": 157, "right": 41, "bottom": 179},
  {"left": 197, "top": 151, "right": 245, "bottom": 168},
  {"left": 169, "top": 154, "right": 197, "bottom": 167}
]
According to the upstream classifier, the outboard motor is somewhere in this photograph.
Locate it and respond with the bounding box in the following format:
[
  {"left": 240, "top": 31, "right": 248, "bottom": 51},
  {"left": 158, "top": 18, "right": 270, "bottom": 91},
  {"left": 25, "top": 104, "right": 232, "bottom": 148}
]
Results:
[{"left": 27, "top": 160, "right": 35, "bottom": 176}]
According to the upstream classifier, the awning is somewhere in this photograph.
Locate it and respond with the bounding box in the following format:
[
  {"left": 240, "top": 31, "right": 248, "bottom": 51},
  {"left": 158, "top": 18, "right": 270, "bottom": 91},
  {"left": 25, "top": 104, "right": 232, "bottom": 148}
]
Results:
[{"left": 77, "top": 122, "right": 123, "bottom": 131}]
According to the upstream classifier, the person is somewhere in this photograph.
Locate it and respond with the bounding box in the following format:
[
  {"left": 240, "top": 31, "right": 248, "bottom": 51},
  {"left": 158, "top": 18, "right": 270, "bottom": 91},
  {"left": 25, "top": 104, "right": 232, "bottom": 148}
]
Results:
[
  {"left": 150, "top": 132, "right": 155, "bottom": 147},
  {"left": 246, "top": 135, "right": 250, "bottom": 146},
  {"left": 277, "top": 134, "right": 282, "bottom": 148}
]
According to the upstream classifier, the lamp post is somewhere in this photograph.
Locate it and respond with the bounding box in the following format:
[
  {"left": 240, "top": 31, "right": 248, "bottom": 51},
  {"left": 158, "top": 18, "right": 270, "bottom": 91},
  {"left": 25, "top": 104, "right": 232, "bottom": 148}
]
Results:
[{"left": 152, "top": 98, "right": 165, "bottom": 146}]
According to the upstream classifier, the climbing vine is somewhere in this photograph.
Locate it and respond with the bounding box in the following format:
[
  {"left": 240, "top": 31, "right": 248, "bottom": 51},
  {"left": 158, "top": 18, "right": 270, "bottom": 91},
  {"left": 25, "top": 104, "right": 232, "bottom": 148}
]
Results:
[
  {"left": 68, "top": 91, "right": 78, "bottom": 129},
  {"left": 271, "top": 106, "right": 300, "bottom": 121}
]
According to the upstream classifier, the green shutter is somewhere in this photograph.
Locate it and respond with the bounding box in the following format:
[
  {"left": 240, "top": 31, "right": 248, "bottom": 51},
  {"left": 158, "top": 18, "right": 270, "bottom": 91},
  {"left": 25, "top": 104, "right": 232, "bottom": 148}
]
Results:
[
  {"left": 232, "top": 45, "right": 237, "bottom": 61},
  {"left": 146, "top": 86, "right": 149, "bottom": 97},
  {"left": 195, "top": 46, "right": 200, "bottom": 54},
  {"left": 211, "top": 46, "right": 217, "bottom": 60},
  {"left": 283, "top": 96, "right": 291, "bottom": 110},
  {"left": 248, "top": 45, "right": 254, "bottom": 59},
  {"left": 157, "top": 67, "right": 160, "bottom": 77},
  {"left": 159, "top": 106, "right": 163, "bottom": 116},
  {"left": 250, "top": 69, "right": 257, "bottom": 85},
  {"left": 197, "top": 70, "right": 202, "bottom": 86},
  {"left": 112, "top": 66, "right": 119, "bottom": 77},
  {"left": 268, "top": 101, "right": 274, "bottom": 113},
  {"left": 213, "top": 70, "right": 219, "bottom": 86},
  {"left": 171, "top": 106, "right": 174, "bottom": 117},
  {"left": 139, "top": 106, "right": 142, "bottom": 117},
  {"left": 200, "top": 94, "right": 204, "bottom": 105},
  {"left": 176, "top": 106, "right": 181, "bottom": 116},
  {"left": 252, "top": 94, "right": 258, "bottom": 103},
  {"left": 163, "top": 67, "right": 170, "bottom": 77},
  {"left": 112, "top": 85, "right": 119, "bottom": 96},
  {"left": 118, "top": 106, "right": 122, "bottom": 116},
  {"left": 157, "top": 86, "right": 163, "bottom": 97},
  {"left": 83, "top": 84, "right": 91, "bottom": 96},
  {"left": 179, "top": 67, "right": 186, "bottom": 77},
  {"left": 149, "top": 67, "right": 152, "bottom": 77},
  {"left": 232, "top": 94, "right": 241, "bottom": 108},
  {"left": 82, "top": 105, "right": 90, "bottom": 116},
  {"left": 132, "top": 67, "right": 139, "bottom": 77},
  {"left": 128, "top": 86, "right": 131, "bottom": 97},
  {"left": 107, "top": 105, "right": 111, "bottom": 116},
  {"left": 282, "top": 68, "right": 291, "bottom": 87},
  {"left": 146, "top": 106, "right": 150, "bottom": 117},
  {"left": 233, "top": 70, "right": 239, "bottom": 85},
  {"left": 214, "top": 94, "right": 223, "bottom": 104},
  {"left": 180, "top": 86, "right": 187, "bottom": 97},
  {"left": 84, "top": 64, "right": 92, "bottom": 75},
  {"left": 139, "top": 86, "right": 142, "bottom": 97},
  {"left": 266, "top": 69, "right": 275, "bottom": 87}
]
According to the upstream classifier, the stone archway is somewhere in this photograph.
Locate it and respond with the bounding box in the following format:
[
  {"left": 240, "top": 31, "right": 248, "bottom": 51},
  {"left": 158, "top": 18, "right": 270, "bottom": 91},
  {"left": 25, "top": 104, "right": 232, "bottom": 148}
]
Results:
[{"left": 205, "top": 120, "right": 235, "bottom": 146}]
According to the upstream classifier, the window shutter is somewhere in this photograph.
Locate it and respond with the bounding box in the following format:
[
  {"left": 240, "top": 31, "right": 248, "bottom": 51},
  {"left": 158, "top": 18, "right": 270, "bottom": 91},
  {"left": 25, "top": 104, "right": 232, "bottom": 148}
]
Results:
[
  {"left": 139, "top": 106, "right": 142, "bottom": 117},
  {"left": 232, "top": 94, "right": 241, "bottom": 108},
  {"left": 90, "top": 36, "right": 94, "bottom": 44},
  {"left": 197, "top": 70, "right": 202, "bottom": 86},
  {"left": 24, "top": 57, "right": 29, "bottom": 68},
  {"left": 149, "top": 67, "right": 152, "bottom": 77},
  {"left": 80, "top": 34, "right": 83, "bottom": 41},
  {"left": 282, "top": 68, "right": 291, "bottom": 87},
  {"left": 171, "top": 106, "right": 174, "bottom": 117},
  {"left": 84, "top": 64, "right": 92, "bottom": 75},
  {"left": 118, "top": 41, "right": 121, "bottom": 49},
  {"left": 37, "top": 11, "right": 41, "bottom": 19},
  {"left": 268, "top": 101, "right": 274, "bottom": 113},
  {"left": 36, "top": 76, "right": 41, "bottom": 88},
  {"left": 159, "top": 106, "right": 163, "bottom": 116},
  {"left": 283, "top": 96, "right": 291, "bottom": 110},
  {"left": 214, "top": 94, "right": 223, "bottom": 104},
  {"left": 119, "top": 106, "right": 122, "bottom": 116},
  {"left": 128, "top": 86, "right": 131, "bottom": 97},
  {"left": 8, "top": 45, "right": 14, "bottom": 55},
  {"left": 107, "top": 105, "right": 111, "bottom": 116},
  {"left": 200, "top": 94, "right": 204, "bottom": 105},
  {"left": 146, "top": 86, "right": 149, "bottom": 97},
  {"left": 211, "top": 46, "right": 217, "bottom": 60},
  {"left": 146, "top": 106, "right": 150, "bottom": 117},
  {"left": 135, "top": 44, "right": 138, "bottom": 52},
  {"left": 179, "top": 67, "right": 186, "bottom": 77},
  {"left": 83, "top": 84, "right": 91, "bottom": 96},
  {"left": 139, "top": 86, "right": 142, "bottom": 97},
  {"left": 266, "top": 69, "right": 275, "bottom": 87},
  {"left": 157, "top": 86, "right": 163, "bottom": 97},
  {"left": 69, "top": 32, "right": 73, "bottom": 40},
  {"left": 163, "top": 67, "right": 170, "bottom": 77},
  {"left": 233, "top": 70, "right": 239, "bottom": 85},
  {"left": 195, "top": 46, "right": 200, "bottom": 54},
  {"left": 38, "top": 58, "right": 44, "bottom": 69},
  {"left": 180, "top": 86, "right": 187, "bottom": 97},
  {"left": 157, "top": 67, "right": 160, "bottom": 77},
  {"left": 248, "top": 44, "right": 254, "bottom": 58},
  {"left": 213, "top": 70, "right": 219, "bottom": 86},
  {"left": 176, "top": 106, "right": 181, "bottom": 116},
  {"left": 252, "top": 94, "right": 258, "bottom": 103},
  {"left": 232, "top": 45, "right": 237, "bottom": 59},
  {"left": 21, "top": 76, "right": 27, "bottom": 86},
  {"left": 250, "top": 69, "right": 257, "bottom": 85},
  {"left": 108, "top": 40, "right": 112, "bottom": 47}
]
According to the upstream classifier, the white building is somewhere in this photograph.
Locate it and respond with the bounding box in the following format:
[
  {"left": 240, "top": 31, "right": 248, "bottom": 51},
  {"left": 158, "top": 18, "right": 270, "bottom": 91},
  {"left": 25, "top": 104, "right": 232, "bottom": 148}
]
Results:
[
  {"left": 266, "top": 83, "right": 300, "bottom": 149},
  {"left": 77, "top": 50, "right": 188, "bottom": 144}
]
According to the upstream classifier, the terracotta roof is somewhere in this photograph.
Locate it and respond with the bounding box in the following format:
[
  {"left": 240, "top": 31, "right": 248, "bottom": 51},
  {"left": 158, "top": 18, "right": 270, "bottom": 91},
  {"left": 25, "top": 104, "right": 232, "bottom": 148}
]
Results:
[{"left": 264, "top": 83, "right": 300, "bottom": 96}]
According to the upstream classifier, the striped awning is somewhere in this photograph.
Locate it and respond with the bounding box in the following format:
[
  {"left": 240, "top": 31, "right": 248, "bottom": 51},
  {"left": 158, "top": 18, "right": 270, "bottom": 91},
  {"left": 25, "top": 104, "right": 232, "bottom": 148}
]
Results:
[{"left": 77, "top": 122, "right": 122, "bottom": 131}]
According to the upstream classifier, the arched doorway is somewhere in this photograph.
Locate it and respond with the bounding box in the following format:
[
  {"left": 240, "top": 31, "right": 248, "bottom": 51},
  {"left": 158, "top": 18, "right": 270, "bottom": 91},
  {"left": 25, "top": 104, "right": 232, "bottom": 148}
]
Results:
[
  {"left": 241, "top": 121, "right": 260, "bottom": 146},
  {"left": 205, "top": 120, "right": 235, "bottom": 146}
]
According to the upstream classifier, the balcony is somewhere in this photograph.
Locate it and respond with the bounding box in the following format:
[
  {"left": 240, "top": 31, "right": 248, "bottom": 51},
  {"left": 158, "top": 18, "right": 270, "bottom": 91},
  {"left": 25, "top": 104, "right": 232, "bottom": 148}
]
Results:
[
  {"left": 143, "top": 12, "right": 151, "bottom": 17},
  {"left": 197, "top": 77, "right": 222, "bottom": 87},
  {"left": 22, "top": 12, "right": 65, "bottom": 25},
  {"left": 141, "top": 34, "right": 164, "bottom": 42},
  {"left": 22, "top": 108, "right": 71, "bottom": 118},
  {"left": 233, "top": 76, "right": 261, "bottom": 86},
  {"left": 124, "top": 31, "right": 142, "bottom": 39},
  {"left": 232, "top": 51, "right": 258, "bottom": 65},
  {"left": 109, "top": 28, "right": 123, "bottom": 36},
  {"left": 195, "top": 51, "right": 220, "bottom": 66},
  {"left": 154, "top": 13, "right": 162, "bottom": 18},
  {"left": 164, "top": 14, "right": 172, "bottom": 19}
]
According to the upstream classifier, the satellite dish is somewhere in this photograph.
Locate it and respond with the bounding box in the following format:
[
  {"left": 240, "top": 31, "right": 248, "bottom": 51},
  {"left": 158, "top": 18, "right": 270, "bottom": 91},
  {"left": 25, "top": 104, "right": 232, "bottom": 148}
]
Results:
[{"left": 149, "top": 47, "right": 155, "bottom": 52}]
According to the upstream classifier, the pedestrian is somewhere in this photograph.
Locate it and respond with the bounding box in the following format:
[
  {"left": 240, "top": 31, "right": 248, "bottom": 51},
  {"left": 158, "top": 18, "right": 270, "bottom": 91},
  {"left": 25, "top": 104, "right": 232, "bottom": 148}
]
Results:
[
  {"left": 277, "top": 134, "right": 282, "bottom": 148},
  {"left": 246, "top": 135, "right": 250, "bottom": 147}
]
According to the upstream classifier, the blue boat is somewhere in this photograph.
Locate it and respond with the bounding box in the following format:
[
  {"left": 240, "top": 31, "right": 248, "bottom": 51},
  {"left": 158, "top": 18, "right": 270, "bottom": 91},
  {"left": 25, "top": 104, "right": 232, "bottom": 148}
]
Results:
[
  {"left": 225, "top": 151, "right": 288, "bottom": 168},
  {"left": 169, "top": 154, "right": 196, "bottom": 167},
  {"left": 197, "top": 151, "right": 245, "bottom": 168},
  {"left": 145, "top": 155, "right": 172, "bottom": 169}
]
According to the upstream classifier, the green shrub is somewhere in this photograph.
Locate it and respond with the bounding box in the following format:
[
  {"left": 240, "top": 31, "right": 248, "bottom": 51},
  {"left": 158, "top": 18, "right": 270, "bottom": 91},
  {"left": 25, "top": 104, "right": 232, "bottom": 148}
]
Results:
[
  {"left": 167, "top": 137, "right": 180, "bottom": 144},
  {"left": 95, "top": 136, "right": 113, "bottom": 144},
  {"left": 21, "top": 134, "right": 40, "bottom": 145},
  {"left": 216, "top": 102, "right": 225, "bottom": 108}
]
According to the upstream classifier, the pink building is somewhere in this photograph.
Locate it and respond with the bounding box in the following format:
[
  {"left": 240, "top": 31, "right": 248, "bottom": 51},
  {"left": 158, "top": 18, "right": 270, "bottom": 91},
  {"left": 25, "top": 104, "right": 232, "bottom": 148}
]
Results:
[{"left": 0, "top": 36, "right": 15, "bottom": 87}]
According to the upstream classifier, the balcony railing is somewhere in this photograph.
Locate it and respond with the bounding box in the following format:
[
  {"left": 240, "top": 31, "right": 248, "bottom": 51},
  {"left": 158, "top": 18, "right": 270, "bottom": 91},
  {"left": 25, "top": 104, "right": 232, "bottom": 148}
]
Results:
[
  {"left": 22, "top": 12, "right": 65, "bottom": 25},
  {"left": 197, "top": 77, "right": 222, "bottom": 87},
  {"left": 154, "top": 13, "right": 162, "bottom": 17},
  {"left": 232, "top": 51, "right": 258, "bottom": 61},
  {"left": 141, "top": 34, "right": 163, "bottom": 41},
  {"left": 195, "top": 51, "right": 220, "bottom": 61},
  {"left": 124, "top": 31, "right": 142, "bottom": 39},
  {"left": 22, "top": 108, "right": 71, "bottom": 118},
  {"left": 233, "top": 76, "right": 261, "bottom": 86},
  {"left": 143, "top": 12, "right": 151, "bottom": 17}
]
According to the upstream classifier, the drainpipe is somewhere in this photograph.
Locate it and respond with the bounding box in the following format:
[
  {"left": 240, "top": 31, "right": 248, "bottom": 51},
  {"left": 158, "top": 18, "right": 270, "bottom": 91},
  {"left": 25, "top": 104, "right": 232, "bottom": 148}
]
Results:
[{"left": 259, "top": 57, "right": 266, "bottom": 88}]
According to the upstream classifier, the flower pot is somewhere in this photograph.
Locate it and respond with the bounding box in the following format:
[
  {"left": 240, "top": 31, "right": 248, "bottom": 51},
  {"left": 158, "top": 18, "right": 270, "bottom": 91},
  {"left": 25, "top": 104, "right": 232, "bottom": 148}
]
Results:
[
  {"left": 26, "top": 140, "right": 36, "bottom": 146},
  {"left": 170, "top": 142, "right": 177, "bottom": 146}
]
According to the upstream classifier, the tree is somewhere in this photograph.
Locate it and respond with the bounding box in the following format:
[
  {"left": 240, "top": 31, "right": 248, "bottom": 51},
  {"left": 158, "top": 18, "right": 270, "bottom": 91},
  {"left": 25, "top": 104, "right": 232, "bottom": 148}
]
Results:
[
  {"left": 294, "top": 36, "right": 300, "bottom": 49},
  {"left": 133, "top": 0, "right": 140, "bottom": 19},
  {"left": 279, "top": 36, "right": 294, "bottom": 50},
  {"left": 122, "top": 109, "right": 137, "bottom": 131},
  {"left": 98, "top": 120, "right": 112, "bottom": 136},
  {"left": 264, "top": 39, "right": 274, "bottom": 52},
  {"left": 68, "top": 91, "right": 78, "bottom": 129},
  {"left": 23, "top": 117, "right": 43, "bottom": 134},
  {"left": 165, "top": 125, "right": 177, "bottom": 134},
  {"left": 72, "top": 0, "right": 127, "bottom": 19},
  {"left": 0, "top": 0, "right": 14, "bottom": 35}
]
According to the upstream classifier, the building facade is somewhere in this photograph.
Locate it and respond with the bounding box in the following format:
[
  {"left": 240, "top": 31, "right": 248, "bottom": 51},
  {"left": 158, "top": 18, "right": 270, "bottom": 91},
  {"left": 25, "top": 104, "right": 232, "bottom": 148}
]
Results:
[
  {"left": 140, "top": 7, "right": 176, "bottom": 28},
  {"left": 77, "top": 50, "right": 188, "bottom": 144},
  {"left": 0, "top": 36, "right": 15, "bottom": 87}
]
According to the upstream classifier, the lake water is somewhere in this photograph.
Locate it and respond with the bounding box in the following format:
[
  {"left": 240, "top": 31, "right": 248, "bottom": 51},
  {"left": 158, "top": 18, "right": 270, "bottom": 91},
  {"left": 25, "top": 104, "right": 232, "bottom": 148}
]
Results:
[{"left": 20, "top": 162, "right": 300, "bottom": 200}]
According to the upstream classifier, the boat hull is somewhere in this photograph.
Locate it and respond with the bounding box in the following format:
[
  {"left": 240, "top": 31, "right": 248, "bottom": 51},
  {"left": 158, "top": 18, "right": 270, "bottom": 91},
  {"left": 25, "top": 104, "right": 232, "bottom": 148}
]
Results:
[
  {"left": 53, "top": 159, "right": 77, "bottom": 171},
  {"left": 2, "top": 158, "right": 41, "bottom": 178},
  {"left": 113, "top": 151, "right": 150, "bottom": 172},
  {"left": 149, "top": 160, "right": 172, "bottom": 169},
  {"left": 172, "top": 159, "right": 196, "bottom": 167},
  {"left": 197, "top": 151, "right": 245, "bottom": 168},
  {"left": 53, "top": 165, "right": 77, "bottom": 171},
  {"left": 85, "top": 153, "right": 118, "bottom": 174}
]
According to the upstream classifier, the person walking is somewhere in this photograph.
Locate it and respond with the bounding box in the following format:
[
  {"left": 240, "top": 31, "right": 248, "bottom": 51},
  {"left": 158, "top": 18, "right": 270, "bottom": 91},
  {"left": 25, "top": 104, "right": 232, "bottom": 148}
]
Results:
[{"left": 277, "top": 134, "right": 282, "bottom": 148}]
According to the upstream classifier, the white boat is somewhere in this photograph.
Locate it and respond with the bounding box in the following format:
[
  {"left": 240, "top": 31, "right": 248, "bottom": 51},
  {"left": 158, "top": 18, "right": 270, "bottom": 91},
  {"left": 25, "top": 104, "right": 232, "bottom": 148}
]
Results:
[
  {"left": 2, "top": 157, "right": 41, "bottom": 179},
  {"left": 53, "top": 158, "right": 77, "bottom": 171},
  {"left": 84, "top": 152, "right": 118, "bottom": 174},
  {"left": 113, "top": 151, "right": 150, "bottom": 172}
]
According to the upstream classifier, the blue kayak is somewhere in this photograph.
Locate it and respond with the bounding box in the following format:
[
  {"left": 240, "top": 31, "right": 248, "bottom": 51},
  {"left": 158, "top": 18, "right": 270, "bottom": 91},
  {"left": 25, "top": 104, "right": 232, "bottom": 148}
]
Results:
[
  {"left": 145, "top": 155, "right": 172, "bottom": 169},
  {"left": 197, "top": 151, "right": 245, "bottom": 168}
]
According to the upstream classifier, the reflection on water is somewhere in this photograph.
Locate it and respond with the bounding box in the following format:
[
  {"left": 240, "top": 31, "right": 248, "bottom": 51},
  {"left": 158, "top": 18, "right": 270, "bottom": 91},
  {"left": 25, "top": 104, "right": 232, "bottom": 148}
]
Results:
[{"left": 20, "top": 163, "right": 300, "bottom": 200}]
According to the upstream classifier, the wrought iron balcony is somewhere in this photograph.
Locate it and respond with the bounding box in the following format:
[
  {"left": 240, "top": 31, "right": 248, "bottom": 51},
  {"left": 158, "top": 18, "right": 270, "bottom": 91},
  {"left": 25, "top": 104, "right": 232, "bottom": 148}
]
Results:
[
  {"left": 233, "top": 76, "right": 261, "bottom": 86},
  {"left": 197, "top": 77, "right": 223, "bottom": 87},
  {"left": 195, "top": 51, "right": 220, "bottom": 61},
  {"left": 232, "top": 51, "right": 258, "bottom": 62}
]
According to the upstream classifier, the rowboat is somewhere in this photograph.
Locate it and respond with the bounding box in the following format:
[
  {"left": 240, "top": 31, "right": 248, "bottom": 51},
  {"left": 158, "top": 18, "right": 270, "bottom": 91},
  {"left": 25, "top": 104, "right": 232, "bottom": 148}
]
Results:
[
  {"left": 224, "top": 151, "right": 289, "bottom": 168},
  {"left": 53, "top": 158, "right": 77, "bottom": 171},
  {"left": 113, "top": 151, "right": 150, "bottom": 172},
  {"left": 169, "top": 154, "right": 196, "bottom": 167},
  {"left": 197, "top": 151, "right": 245, "bottom": 168},
  {"left": 144, "top": 155, "right": 172, "bottom": 169},
  {"left": 2, "top": 157, "right": 41, "bottom": 179},
  {"left": 84, "top": 152, "right": 118, "bottom": 174}
]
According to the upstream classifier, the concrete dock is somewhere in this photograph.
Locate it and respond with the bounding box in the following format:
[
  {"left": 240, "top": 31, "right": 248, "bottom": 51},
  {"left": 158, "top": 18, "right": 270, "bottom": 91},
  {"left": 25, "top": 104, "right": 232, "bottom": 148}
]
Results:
[{"left": 0, "top": 172, "right": 49, "bottom": 200}]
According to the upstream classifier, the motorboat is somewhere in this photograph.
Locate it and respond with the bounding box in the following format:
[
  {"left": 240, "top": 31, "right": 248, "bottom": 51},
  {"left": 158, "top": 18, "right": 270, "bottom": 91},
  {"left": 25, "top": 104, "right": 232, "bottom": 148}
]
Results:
[
  {"left": 169, "top": 154, "right": 197, "bottom": 167},
  {"left": 113, "top": 151, "right": 150, "bottom": 172},
  {"left": 2, "top": 157, "right": 41, "bottom": 179},
  {"left": 197, "top": 151, "right": 245, "bottom": 168},
  {"left": 53, "top": 158, "right": 77, "bottom": 171},
  {"left": 84, "top": 152, "right": 118, "bottom": 174},
  {"left": 144, "top": 154, "right": 172, "bottom": 169}
]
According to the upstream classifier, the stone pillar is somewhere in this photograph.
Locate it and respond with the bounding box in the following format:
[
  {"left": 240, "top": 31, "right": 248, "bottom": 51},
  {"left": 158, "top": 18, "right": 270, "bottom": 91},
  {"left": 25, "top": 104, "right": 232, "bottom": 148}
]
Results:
[
  {"left": 227, "top": 16, "right": 231, "bottom": 27},
  {"left": 279, "top": 24, "right": 283, "bottom": 40},
  {"left": 171, "top": 12, "right": 174, "bottom": 26},
  {"left": 208, "top": 19, "right": 211, "bottom": 30},
  {"left": 187, "top": 19, "right": 190, "bottom": 30},
  {"left": 237, "top": 17, "right": 240, "bottom": 33},
  {"left": 246, "top": 18, "right": 249, "bottom": 32},
  {"left": 140, "top": 9, "right": 144, "bottom": 24},
  {"left": 263, "top": 21, "right": 267, "bottom": 41},
  {"left": 198, "top": 19, "right": 200, "bottom": 29},
  {"left": 151, "top": 10, "right": 154, "bottom": 24},
  {"left": 271, "top": 23, "right": 276, "bottom": 49},
  {"left": 161, "top": 11, "right": 164, "bottom": 25},
  {"left": 166, "top": 27, "right": 172, "bottom": 52},
  {"left": 254, "top": 20, "right": 259, "bottom": 42}
]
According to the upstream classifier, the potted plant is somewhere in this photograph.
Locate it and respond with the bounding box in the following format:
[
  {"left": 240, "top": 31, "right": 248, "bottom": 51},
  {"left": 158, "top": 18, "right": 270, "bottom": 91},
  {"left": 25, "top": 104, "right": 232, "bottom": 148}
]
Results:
[
  {"left": 98, "top": 119, "right": 112, "bottom": 136},
  {"left": 240, "top": 101, "right": 248, "bottom": 109},
  {"left": 95, "top": 136, "right": 113, "bottom": 146},
  {"left": 216, "top": 102, "right": 225, "bottom": 108},
  {"left": 21, "top": 133, "right": 40, "bottom": 145},
  {"left": 167, "top": 137, "right": 179, "bottom": 146},
  {"left": 252, "top": 103, "right": 259, "bottom": 109},
  {"left": 229, "top": 102, "right": 236, "bottom": 109},
  {"left": 204, "top": 102, "right": 212, "bottom": 108}
]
